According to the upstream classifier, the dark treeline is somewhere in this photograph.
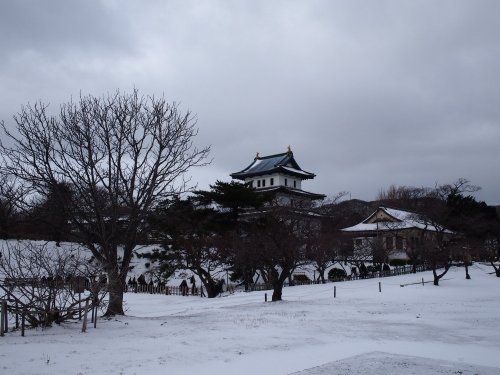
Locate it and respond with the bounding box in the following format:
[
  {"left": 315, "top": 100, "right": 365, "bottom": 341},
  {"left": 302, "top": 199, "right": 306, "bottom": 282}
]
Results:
[{"left": 2, "top": 177, "right": 500, "bottom": 301}]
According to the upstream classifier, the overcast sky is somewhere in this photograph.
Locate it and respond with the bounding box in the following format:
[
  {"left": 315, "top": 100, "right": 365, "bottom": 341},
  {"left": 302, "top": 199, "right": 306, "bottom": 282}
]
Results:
[{"left": 1, "top": 0, "right": 499, "bottom": 204}]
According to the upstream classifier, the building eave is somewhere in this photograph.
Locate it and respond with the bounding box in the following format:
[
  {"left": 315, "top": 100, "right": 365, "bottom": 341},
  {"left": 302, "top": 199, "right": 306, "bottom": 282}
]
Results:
[
  {"left": 256, "top": 186, "right": 325, "bottom": 200},
  {"left": 231, "top": 166, "right": 315, "bottom": 180}
]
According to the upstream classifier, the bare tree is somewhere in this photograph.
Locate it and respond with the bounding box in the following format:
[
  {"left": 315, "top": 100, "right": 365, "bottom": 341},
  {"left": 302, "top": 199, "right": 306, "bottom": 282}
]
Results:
[
  {"left": 482, "top": 237, "right": 500, "bottom": 277},
  {"left": 303, "top": 193, "right": 351, "bottom": 283},
  {"left": 411, "top": 179, "right": 479, "bottom": 285},
  {"left": 0, "top": 174, "right": 25, "bottom": 239},
  {"left": 341, "top": 233, "right": 373, "bottom": 273},
  {"left": 405, "top": 235, "right": 425, "bottom": 273},
  {"left": 304, "top": 217, "right": 350, "bottom": 284},
  {"left": 22, "top": 182, "right": 74, "bottom": 245},
  {"left": 377, "top": 180, "right": 482, "bottom": 283},
  {"left": 377, "top": 184, "right": 431, "bottom": 207},
  {"left": 0, "top": 90, "right": 210, "bottom": 315},
  {"left": 229, "top": 229, "right": 262, "bottom": 290},
  {"left": 245, "top": 204, "right": 309, "bottom": 301},
  {"left": 0, "top": 241, "right": 105, "bottom": 327}
]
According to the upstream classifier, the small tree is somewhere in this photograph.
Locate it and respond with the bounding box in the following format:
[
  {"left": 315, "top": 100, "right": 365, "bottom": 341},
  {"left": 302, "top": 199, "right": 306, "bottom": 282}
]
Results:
[
  {"left": 305, "top": 194, "right": 350, "bottom": 283},
  {"left": 377, "top": 179, "right": 482, "bottom": 284},
  {"left": 245, "top": 204, "right": 309, "bottom": 301},
  {"left": 447, "top": 192, "right": 499, "bottom": 278},
  {"left": 0, "top": 174, "right": 25, "bottom": 239},
  {"left": 413, "top": 179, "right": 479, "bottom": 285},
  {"left": 405, "top": 235, "right": 425, "bottom": 273},
  {"left": 482, "top": 237, "right": 500, "bottom": 277},
  {"left": 23, "top": 182, "right": 74, "bottom": 245},
  {"left": 150, "top": 198, "right": 227, "bottom": 298},
  {"left": 195, "top": 181, "right": 270, "bottom": 290},
  {"left": 305, "top": 218, "right": 346, "bottom": 284},
  {"left": 0, "top": 241, "right": 105, "bottom": 327}
]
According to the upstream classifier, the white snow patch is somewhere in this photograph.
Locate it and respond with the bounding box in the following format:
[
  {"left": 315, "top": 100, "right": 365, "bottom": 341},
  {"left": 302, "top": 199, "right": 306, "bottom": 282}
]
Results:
[{"left": 0, "top": 263, "right": 499, "bottom": 374}]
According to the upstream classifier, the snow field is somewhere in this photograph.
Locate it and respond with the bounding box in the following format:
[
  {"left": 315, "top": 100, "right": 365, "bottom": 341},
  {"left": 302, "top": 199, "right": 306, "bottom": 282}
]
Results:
[{"left": 0, "top": 264, "right": 499, "bottom": 375}]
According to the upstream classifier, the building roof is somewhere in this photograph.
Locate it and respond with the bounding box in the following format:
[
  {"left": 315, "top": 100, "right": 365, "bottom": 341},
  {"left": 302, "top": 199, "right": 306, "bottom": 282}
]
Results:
[
  {"left": 341, "top": 206, "right": 452, "bottom": 233},
  {"left": 231, "top": 151, "right": 316, "bottom": 180},
  {"left": 257, "top": 185, "right": 326, "bottom": 200}
]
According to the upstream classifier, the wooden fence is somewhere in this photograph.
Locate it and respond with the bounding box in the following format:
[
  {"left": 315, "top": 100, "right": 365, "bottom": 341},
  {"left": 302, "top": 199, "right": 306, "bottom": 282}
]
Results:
[
  {"left": 125, "top": 265, "right": 430, "bottom": 295},
  {"left": 249, "top": 264, "right": 429, "bottom": 291},
  {"left": 124, "top": 283, "right": 205, "bottom": 297},
  {"left": 0, "top": 296, "right": 97, "bottom": 337}
]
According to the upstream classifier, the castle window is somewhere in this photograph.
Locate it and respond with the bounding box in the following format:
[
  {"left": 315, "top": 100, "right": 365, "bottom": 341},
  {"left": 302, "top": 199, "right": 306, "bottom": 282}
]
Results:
[
  {"left": 262, "top": 179, "right": 266, "bottom": 187},
  {"left": 285, "top": 178, "right": 288, "bottom": 186},
  {"left": 270, "top": 178, "right": 274, "bottom": 186},
  {"left": 257, "top": 180, "right": 261, "bottom": 188},
  {"left": 293, "top": 180, "right": 297, "bottom": 188}
]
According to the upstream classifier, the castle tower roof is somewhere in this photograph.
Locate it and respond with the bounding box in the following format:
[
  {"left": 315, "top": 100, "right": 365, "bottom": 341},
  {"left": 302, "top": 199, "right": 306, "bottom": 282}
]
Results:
[{"left": 230, "top": 150, "right": 315, "bottom": 180}]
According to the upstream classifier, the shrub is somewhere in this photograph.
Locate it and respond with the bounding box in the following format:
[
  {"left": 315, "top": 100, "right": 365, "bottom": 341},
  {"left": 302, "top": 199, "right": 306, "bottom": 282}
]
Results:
[
  {"left": 328, "top": 268, "right": 347, "bottom": 281},
  {"left": 389, "top": 259, "right": 407, "bottom": 267},
  {"left": 293, "top": 274, "right": 311, "bottom": 283}
]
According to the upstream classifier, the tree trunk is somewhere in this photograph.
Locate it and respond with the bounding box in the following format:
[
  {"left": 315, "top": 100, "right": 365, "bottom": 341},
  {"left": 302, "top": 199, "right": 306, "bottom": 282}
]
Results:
[
  {"left": 243, "top": 270, "right": 254, "bottom": 292},
  {"left": 490, "top": 261, "right": 500, "bottom": 277},
  {"left": 204, "top": 282, "right": 219, "bottom": 298},
  {"left": 104, "top": 270, "right": 125, "bottom": 316},
  {"left": 432, "top": 265, "right": 440, "bottom": 285},
  {"left": 271, "top": 268, "right": 291, "bottom": 301},
  {"left": 271, "top": 282, "right": 283, "bottom": 301},
  {"left": 318, "top": 268, "right": 326, "bottom": 284},
  {"left": 432, "top": 263, "right": 450, "bottom": 286},
  {"left": 198, "top": 271, "right": 221, "bottom": 298}
]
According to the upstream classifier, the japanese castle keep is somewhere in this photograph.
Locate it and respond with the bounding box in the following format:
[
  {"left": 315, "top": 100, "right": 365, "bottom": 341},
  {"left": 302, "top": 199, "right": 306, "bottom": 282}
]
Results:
[{"left": 230, "top": 147, "right": 325, "bottom": 205}]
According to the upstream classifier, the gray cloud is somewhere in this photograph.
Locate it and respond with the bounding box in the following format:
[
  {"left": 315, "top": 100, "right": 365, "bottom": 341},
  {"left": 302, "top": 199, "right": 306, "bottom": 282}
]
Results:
[{"left": 1, "top": 0, "right": 499, "bottom": 203}]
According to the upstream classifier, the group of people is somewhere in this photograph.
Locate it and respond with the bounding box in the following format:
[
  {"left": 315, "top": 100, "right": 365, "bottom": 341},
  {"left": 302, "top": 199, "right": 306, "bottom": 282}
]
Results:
[
  {"left": 355, "top": 262, "right": 391, "bottom": 278},
  {"left": 179, "top": 276, "right": 198, "bottom": 296}
]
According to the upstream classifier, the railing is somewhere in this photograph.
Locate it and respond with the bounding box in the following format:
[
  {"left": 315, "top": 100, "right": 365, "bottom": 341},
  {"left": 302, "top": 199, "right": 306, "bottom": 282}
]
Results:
[
  {"left": 247, "top": 264, "right": 430, "bottom": 290},
  {"left": 124, "top": 284, "right": 204, "bottom": 297},
  {"left": 0, "top": 296, "right": 97, "bottom": 337}
]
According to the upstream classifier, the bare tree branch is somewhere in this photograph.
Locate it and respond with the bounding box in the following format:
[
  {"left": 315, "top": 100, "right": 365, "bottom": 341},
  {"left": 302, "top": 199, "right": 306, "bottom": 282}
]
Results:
[{"left": 0, "top": 90, "right": 210, "bottom": 315}]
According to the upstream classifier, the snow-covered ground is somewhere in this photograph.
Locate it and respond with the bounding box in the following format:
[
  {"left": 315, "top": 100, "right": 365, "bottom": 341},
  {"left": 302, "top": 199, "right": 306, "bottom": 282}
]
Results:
[{"left": 1, "top": 264, "right": 499, "bottom": 375}]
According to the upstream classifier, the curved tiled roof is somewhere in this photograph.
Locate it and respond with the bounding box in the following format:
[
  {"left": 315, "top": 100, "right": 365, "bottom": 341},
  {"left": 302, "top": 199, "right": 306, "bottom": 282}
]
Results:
[{"left": 231, "top": 151, "right": 315, "bottom": 180}]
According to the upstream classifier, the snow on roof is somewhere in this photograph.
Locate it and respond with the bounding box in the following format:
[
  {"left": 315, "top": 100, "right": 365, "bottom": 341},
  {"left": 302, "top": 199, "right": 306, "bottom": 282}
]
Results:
[
  {"left": 231, "top": 151, "right": 315, "bottom": 180},
  {"left": 381, "top": 207, "right": 412, "bottom": 220},
  {"left": 342, "top": 221, "right": 426, "bottom": 232},
  {"left": 342, "top": 206, "right": 451, "bottom": 233},
  {"left": 281, "top": 166, "right": 314, "bottom": 176}
]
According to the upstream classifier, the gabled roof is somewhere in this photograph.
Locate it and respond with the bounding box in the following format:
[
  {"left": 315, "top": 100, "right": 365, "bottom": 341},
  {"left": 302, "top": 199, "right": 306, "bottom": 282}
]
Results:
[
  {"left": 231, "top": 151, "right": 315, "bottom": 180},
  {"left": 341, "top": 206, "right": 452, "bottom": 233},
  {"left": 363, "top": 206, "right": 413, "bottom": 224}
]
